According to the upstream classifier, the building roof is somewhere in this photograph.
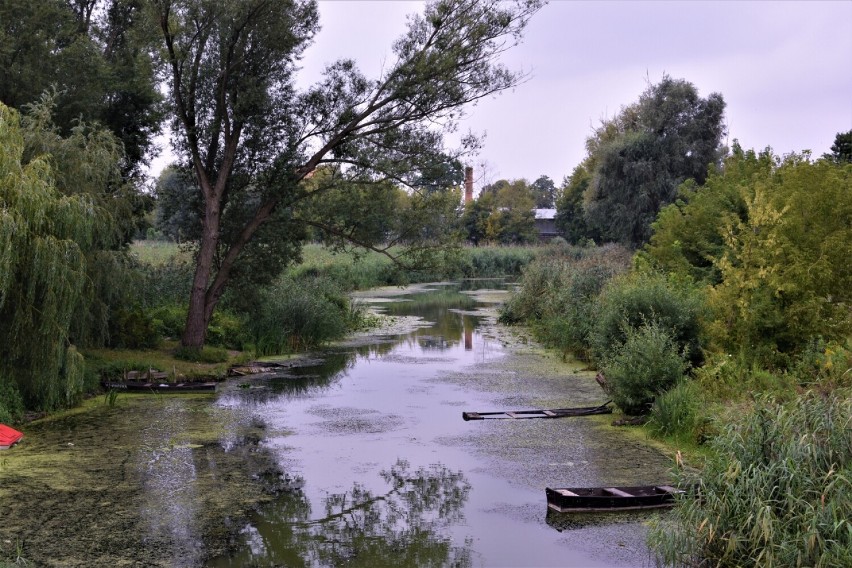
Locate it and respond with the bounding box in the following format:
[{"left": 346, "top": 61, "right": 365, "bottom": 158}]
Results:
[{"left": 534, "top": 208, "right": 557, "bottom": 220}]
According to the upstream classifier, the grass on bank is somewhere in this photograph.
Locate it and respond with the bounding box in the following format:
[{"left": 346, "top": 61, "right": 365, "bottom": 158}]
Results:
[{"left": 82, "top": 340, "right": 249, "bottom": 383}]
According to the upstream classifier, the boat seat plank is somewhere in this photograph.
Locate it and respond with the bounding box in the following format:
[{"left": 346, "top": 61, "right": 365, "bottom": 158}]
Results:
[
  {"left": 542, "top": 410, "right": 557, "bottom": 417},
  {"left": 556, "top": 489, "right": 579, "bottom": 497},
  {"left": 506, "top": 412, "right": 521, "bottom": 418},
  {"left": 603, "top": 487, "right": 633, "bottom": 497}
]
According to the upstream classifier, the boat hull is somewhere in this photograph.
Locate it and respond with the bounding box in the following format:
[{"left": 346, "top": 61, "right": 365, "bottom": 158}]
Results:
[
  {"left": 545, "top": 485, "right": 683, "bottom": 513},
  {"left": 463, "top": 402, "right": 611, "bottom": 421},
  {"left": 102, "top": 381, "right": 217, "bottom": 393}
]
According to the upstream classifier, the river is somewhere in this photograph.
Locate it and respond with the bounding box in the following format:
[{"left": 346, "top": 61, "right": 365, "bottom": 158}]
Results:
[{"left": 0, "top": 281, "right": 672, "bottom": 567}]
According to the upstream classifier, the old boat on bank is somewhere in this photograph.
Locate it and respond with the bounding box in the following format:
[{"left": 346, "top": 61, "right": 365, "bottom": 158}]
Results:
[{"left": 102, "top": 380, "right": 217, "bottom": 393}]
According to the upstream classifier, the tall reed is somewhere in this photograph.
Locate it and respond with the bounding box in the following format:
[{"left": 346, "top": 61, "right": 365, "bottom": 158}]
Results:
[{"left": 649, "top": 393, "right": 852, "bottom": 567}]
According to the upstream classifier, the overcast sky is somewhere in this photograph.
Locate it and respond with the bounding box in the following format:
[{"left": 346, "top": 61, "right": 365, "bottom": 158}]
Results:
[{"left": 149, "top": 1, "right": 852, "bottom": 188}]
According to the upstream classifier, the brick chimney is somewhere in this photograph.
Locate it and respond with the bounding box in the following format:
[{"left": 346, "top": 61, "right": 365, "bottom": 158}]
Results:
[{"left": 464, "top": 166, "right": 473, "bottom": 204}]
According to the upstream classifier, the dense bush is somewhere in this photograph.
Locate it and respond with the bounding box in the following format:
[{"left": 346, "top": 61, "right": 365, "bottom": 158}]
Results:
[
  {"left": 600, "top": 321, "right": 689, "bottom": 415},
  {"left": 138, "top": 257, "right": 195, "bottom": 307},
  {"left": 0, "top": 376, "right": 25, "bottom": 424},
  {"left": 248, "top": 275, "right": 358, "bottom": 355},
  {"left": 648, "top": 379, "right": 704, "bottom": 443},
  {"left": 499, "top": 244, "right": 630, "bottom": 360},
  {"left": 642, "top": 149, "right": 852, "bottom": 366},
  {"left": 692, "top": 353, "right": 797, "bottom": 403},
  {"left": 650, "top": 393, "right": 852, "bottom": 567},
  {"left": 107, "top": 308, "right": 160, "bottom": 349},
  {"left": 590, "top": 271, "right": 705, "bottom": 367}
]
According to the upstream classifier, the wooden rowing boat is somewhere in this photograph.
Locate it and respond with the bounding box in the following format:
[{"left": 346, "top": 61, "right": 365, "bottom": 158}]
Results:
[
  {"left": 545, "top": 485, "right": 685, "bottom": 513},
  {"left": 462, "top": 402, "right": 611, "bottom": 421},
  {"left": 0, "top": 424, "right": 24, "bottom": 450},
  {"left": 102, "top": 380, "right": 217, "bottom": 393}
]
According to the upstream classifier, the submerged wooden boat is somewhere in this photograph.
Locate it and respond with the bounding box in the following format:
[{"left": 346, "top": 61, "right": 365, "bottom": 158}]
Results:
[
  {"left": 546, "top": 485, "right": 685, "bottom": 513},
  {"left": 102, "top": 380, "right": 217, "bottom": 393},
  {"left": 462, "top": 402, "right": 611, "bottom": 421},
  {"left": 0, "top": 424, "right": 24, "bottom": 450}
]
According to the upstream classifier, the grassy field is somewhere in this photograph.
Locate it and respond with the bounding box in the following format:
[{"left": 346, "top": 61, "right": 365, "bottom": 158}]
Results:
[
  {"left": 130, "top": 239, "right": 193, "bottom": 265},
  {"left": 130, "top": 240, "right": 544, "bottom": 286}
]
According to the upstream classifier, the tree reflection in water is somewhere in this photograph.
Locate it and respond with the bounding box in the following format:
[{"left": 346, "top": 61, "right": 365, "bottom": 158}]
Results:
[{"left": 220, "top": 460, "right": 472, "bottom": 567}]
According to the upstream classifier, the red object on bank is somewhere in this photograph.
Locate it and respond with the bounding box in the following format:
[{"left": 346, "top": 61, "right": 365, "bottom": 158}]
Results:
[{"left": 0, "top": 424, "right": 23, "bottom": 450}]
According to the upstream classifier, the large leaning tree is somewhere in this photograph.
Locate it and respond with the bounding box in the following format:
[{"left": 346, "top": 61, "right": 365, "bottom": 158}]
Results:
[{"left": 151, "top": 0, "right": 542, "bottom": 350}]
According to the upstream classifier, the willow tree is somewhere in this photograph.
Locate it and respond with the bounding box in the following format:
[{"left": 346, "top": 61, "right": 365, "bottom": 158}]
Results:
[
  {"left": 152, "top": 0, "right": 542, "bottom": 350},
  {"left": 0, "top": 103, "right": 111, "bottom": 411},
  {"left": 583, "top": 76, "right": 726, "bottom": 248}
]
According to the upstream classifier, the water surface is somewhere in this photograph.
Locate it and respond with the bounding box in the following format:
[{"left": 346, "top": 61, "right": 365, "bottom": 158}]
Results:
[
  {"left": 212, "top": 281, "right": 672, "bottom": 567},
  {"left": 0, "top": 281, "right": 672, "bottom": 567}
]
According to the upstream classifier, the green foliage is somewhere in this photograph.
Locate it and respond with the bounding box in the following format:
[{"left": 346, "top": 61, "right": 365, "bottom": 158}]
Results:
[
  {"left": 824, "top": 129, "right": 851, "bottom": 163},
  {"left": 499, "top": 244, "right": 631, "bottom": 360},
  {"left": 153, "top": 166, "right": 200, "bottom": 242},
  {"left": 648, "top": 379, "right": 703, "bottom": 443},
  {"left": 643, "top": 148, "right": 852, "bottom": 366},
  {"left": 462, "top": 178, "right": 538, "bottom": 244},
  {"left": 707, "top": 155, "right": 851, "bottom": 364},
  {"left": 583, "top": 75, "right": 726, "bottom": 247},
  {"left": 205, "top": 311, "right": 247, "bottom": 350},
  {"left": 600, "top": 321, "right": 688, "bottom": 415},
  {"left": 0, "top": 103, "right": 104, "bottom": 410},
  {"left": 691, "top": 353, "right": 797, "bottom": 404},
  {"left": 788, "top": 340, "right": 852, "bottom": 391},
  {"left": 149, "top": 304, "right": 188, "bottom": 340},
  {"left": 107, "top": 307, "right": 160, "bottom": 349},
  {"left": 173, "top": 345, "right": 229, "bottom": 364},
  {"left": 248, "top": 275, "right": 356, "bottom": 355},
  {"left": 530, "top": 174, "right": 557, "bottom": 208},
  {"left": 0, "top": 377, "right": 25, "bottom": 424},
  {"left": 650, "top": 393, "right": 852, "bottom": 567},
  {"left": 554, "top": 163, "right": 599, "bottom": 244},
  {"left": 138, "top": 257, "right": 195, "bottom": 307},
  {"left": 17, "top": 94, "right": 152, "bottom": 350},
  {"left": 456, "top": 245, "right": 538, "bottom": 278},
  {"left": 591, "top": 271, "right": 706, "bottom": 367},
  {"left": 0, "top": 0, "right": 162, "bottom": 175}
]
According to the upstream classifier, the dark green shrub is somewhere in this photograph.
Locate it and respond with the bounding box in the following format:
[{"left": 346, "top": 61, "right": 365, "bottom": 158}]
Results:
[
  {"left": 601, "top": 321, "right": 688, "bottom": 415},
  {"left": 149, "top": 304, "right": 187, "bottom": 339},
  {"left": 248, "top": 275, "right": 354, "bottom": 355},
  {"left": 138, "top": 257, "right": 195, "bottom": 307},
  {"left": 0, "top": 376, "right": 25, "bottom": 424},
  {"left": 499, "top": 244, "right": 630, "bottom": 359},
  {"left": 648, "top": 379, "right": 702, "bottom": 442},
  {"left": 591, "top": 271, "right": 705, "bottom": 367},
  {"left": 650, "top": 393, "right": 852, "bottom": 567},
  {"left": 206, "top": 311, "right": 248, "bottom": 350},
  {"left": 108, "top": 308, "right": 160, "bottom": 349}
]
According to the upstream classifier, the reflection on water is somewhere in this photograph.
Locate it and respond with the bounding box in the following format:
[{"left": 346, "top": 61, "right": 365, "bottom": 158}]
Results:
[
  {"left": 210, "top": 280, "right": 668, "bottom": 568},
  {"left": 217, "top": 460, "right": 472, "bottom": 567},
  {"left": 138, "top": 399, "right": 204, "bottom": 567}
]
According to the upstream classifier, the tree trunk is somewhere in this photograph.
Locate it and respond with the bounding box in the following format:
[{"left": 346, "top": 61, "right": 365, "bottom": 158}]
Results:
[{"left": 180, "top": 202, "right": 221, "bottom": 350}]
